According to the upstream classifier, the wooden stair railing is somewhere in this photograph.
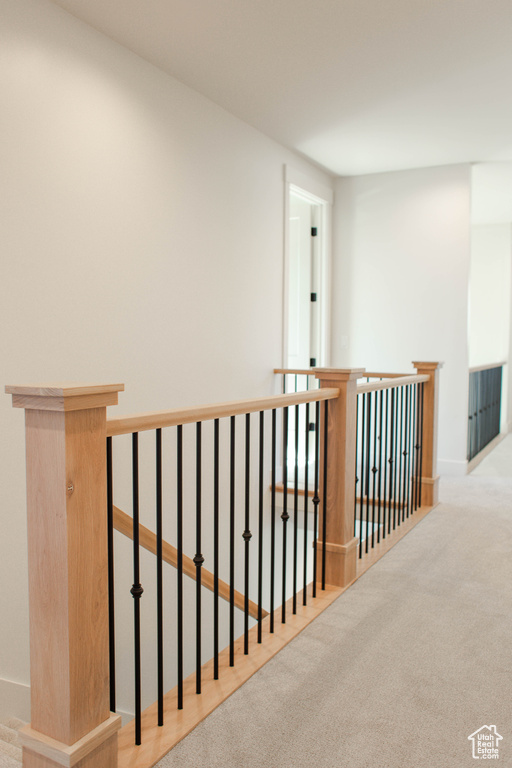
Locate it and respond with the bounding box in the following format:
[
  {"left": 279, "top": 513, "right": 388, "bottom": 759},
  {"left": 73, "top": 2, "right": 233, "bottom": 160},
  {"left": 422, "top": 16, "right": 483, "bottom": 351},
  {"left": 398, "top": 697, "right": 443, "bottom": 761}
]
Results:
[
  {"left": 6, "top": 363, "right": 441, "bottom": 768},
  {"left": 113, "top": 505, "right": 266, "bottom": 620}
]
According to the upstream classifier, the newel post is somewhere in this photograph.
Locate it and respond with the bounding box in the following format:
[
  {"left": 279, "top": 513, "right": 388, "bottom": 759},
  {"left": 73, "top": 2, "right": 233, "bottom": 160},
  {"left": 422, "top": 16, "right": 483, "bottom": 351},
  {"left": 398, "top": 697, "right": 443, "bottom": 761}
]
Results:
[
  {"left": 6, "top": 383, "right": 124, "bottom": 768},
  {"left": 314, "top": 368, "right": 365, "bottom": 588},
  {"left": 412, "top": 362, "right": 443, "bottom": 507}
]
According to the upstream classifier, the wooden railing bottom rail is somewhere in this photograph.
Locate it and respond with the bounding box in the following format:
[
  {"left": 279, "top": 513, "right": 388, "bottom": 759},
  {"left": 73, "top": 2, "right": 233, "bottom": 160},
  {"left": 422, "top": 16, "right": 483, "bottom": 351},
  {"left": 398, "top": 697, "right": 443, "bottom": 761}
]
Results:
[{"left": 117, "top": 583, "right": 348, "bottom": 768}]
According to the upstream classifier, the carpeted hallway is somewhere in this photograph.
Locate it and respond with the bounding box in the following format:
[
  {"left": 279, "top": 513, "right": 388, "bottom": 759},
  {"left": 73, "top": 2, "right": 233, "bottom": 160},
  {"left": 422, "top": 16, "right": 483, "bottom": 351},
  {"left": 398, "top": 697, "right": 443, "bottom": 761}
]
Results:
[{"left": 156, "top": 437, "right": 512, "bottom": 768}]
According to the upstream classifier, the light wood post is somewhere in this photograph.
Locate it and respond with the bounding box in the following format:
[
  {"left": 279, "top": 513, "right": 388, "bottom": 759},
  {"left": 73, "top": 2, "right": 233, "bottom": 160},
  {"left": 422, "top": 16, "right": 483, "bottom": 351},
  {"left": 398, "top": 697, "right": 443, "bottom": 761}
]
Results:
[
  {"left": 412, "top": 362, "right": 443, "bottom": 507},
  {"left": 314, "top": 368, "right": 365, "bottom": 588},
  {"left": 6, "top": 383, "right": 124, "bottom": 768}
]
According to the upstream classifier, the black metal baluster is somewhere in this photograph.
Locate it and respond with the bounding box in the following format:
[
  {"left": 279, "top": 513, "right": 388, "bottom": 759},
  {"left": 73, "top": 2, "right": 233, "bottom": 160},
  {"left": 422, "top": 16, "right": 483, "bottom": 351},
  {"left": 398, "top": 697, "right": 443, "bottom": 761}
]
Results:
[
  {"left": 401, "top": 386, "right": 409, "bottom": 520},
  {"left": 177, "top": 425, "right": 183, "bottom": 709},
  {"left": 382, "top": 390, "right": 389, "bottom": 539},
  {"left": 258, "top": 411, "right": 264, "bottom": 643},
  {"left": 194, "top": 423, "right": 204, "bottom": 694},
  {"left": 359, "top": 392, "right": 366, "bottom": 558},
  {"left": 131, "top": 432, "right": 143, "bottom": 746},
  {"left": 303, "top": 402, "right": 310, "bottom": 606},
  {"left": 412, "top": 384, "right": 419, "bottom": 513},
  {"left": 377, "top": 390, "right": 383, "bottom": 544},
  {"left": 229, "top": 416, "right": 235, "bottom": 665},
  {"left": 106, "top": 437, "right": 116, "bottom": 714},
  {"left": 293, "top": 404, "right": 299, "bottom": 614},
  {"left": 156, "top": 429, "right": 163, "bottom": 725},
  {"left": 398, "top": 387, "right": 405, "bottom": 524},
  {"left": 281, "top": 407, "right": 289, "bottom": 623},
  {"left": 365, "top": 393, "right": 372, "bottom": 553},
  {"left": 312, "top": 400, "right": 320, "bottom": 597},
  {"left": 213, "top": 419, "right": 220, "bottom": 678},
  {"left": 371, "top": 391, "right": 378, "bottom": 549},
  {"left": 270, "top": 409, "right": 276, "bottom": 631},
  {"left": 322, "top": 400, "right": 328, "bottom": 590},
  {"left": 406, "top": 386, "right": 413, "bottom": 517},
  {"left": 418, "top": 383, "right": 424, "bottom": 508},
  {"left": 392, "top": 388, "right": 398, "bottom": 531},
  {"left": 243, "top": 413, "right": 252, "bottom": 655},
  {"left": 354, "top": 394, "right": 359, "bottom": 538}
]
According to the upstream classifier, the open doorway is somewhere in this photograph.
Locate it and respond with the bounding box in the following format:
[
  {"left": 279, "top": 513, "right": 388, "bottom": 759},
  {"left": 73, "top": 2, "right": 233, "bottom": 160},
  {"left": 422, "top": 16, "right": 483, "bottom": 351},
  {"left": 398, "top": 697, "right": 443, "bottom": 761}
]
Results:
[{"left": 283, "top": 168, "right": 332, "bottom": 373}]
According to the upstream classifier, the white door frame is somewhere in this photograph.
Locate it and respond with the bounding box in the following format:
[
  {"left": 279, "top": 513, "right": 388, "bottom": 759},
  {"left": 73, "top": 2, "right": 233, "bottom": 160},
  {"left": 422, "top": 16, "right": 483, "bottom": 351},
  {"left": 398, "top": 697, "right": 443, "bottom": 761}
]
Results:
[{"left": 283, "top": 165, "right": 333, "bottom": 369}]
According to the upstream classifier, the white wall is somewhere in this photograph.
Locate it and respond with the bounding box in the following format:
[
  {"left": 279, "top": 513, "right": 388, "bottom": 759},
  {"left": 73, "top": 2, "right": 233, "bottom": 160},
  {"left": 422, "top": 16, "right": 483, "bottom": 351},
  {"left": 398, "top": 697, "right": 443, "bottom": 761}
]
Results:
[
  {"left": 469, "top": 225, "right": 511, "bottom": 431},
  {"left": 469, "top": 225, "right": 511, "bottom": 368},
  {"left": 0, "top": 0, "right": 334, "bottom": 720},
  {"left": 332, "top": 164, "right": 472, "bottom": 474}
]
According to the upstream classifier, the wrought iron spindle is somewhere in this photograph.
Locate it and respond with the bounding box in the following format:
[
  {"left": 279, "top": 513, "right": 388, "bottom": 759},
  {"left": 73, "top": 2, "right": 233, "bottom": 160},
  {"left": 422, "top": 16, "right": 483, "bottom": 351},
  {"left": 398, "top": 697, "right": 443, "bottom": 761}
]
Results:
[
  {"left": 382, "top": 389, "right": 389, "bottom": 539},
  {"left": 392, "top": 388, "right": 398, "bottom": 531},
  {"left": 322, "top": 400, "right": 329, "bottom": 590},
  {"left": 258, "top": 411, "right": 264, "bottom": 643},
  {"left": 354, "top": 394, "right": 359, "bottom": 537},
  {"left": 397, "top": 387, "right": 404, "bottom": 525},
  {"left": 177, "top": 425, "right": 183, "bottom": 709},
  {"left": 293, "top": 404, "right": 299, "bottom": 614},
  {"left": 312, "top": 400, "right": 320, "bottom": 597},
  {"left": 194, "top": 423, "right": 204, "bottom": 694},
  {"left": 359, "top": 393, "right": 366, "bottom": 558},
  {"left": 377, "top": 390, "right": 383, "bottom": 544},
  {"left": 371, "top": 391, "right": 378, "bottom": 549},
  {"left": 406, "top": 385, "right": 413, "bottom": 517},
  {"left": 229, "top": 415, "right": 235, "bottom": 665},
  {"left": 401, "top": 386, "right": 408, "bottom": 521},
  {"left": 243, "top": 413, "right": 252, "bottom": 655},
  {"left": 106, "top": 436, "right": 116, "bottom": 714},
  {"left": 303, "top": 402, "right": 310, "bottom": 606},
  {"left": 131, "top": 432, "right": 143, "bottom": 746},
  {"left": 213, "top": 418, "right": 220, "bottom": 678},
  {"left": 281, "top": 407, "right": 289, "bottom": 623},
  {"left": 156, "top": 429, "right": 163, "bottom": 725},
  {"left": 418, "top": 383, "right": 424, "bottom": 508},
  {"left": 365, "top": 392, "right": 372, "bottom": 553},
  {"left": 270, "top": 409, "right": 276, "bottom": 631}
]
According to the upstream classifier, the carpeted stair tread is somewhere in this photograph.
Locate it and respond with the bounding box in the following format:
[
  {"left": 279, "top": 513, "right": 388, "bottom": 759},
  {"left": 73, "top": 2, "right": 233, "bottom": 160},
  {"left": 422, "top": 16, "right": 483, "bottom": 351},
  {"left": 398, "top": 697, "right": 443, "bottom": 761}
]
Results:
[{"left": 1, "top": 721, "right": 24, "bottom": 734}]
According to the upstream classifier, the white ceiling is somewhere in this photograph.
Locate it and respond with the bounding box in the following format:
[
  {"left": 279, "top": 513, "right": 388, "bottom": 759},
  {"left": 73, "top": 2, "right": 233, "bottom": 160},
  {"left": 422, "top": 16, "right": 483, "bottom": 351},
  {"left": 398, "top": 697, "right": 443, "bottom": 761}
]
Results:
[{"left": 49, "top": 0, "right": 512, "bottom": 178}]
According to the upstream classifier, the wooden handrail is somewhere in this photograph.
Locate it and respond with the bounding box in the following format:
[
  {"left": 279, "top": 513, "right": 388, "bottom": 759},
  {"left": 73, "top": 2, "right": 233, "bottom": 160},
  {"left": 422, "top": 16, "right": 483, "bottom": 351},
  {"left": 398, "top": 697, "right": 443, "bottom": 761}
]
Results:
[
  {"left": 469, "top": 361, "right": 506, "bottom": 373},
  {"left": 273, "top": 368, "right": 315, "bottom": 375},
  {"left": 107, "top": 388, "right": 339, "bottom": 436},
  {"left": 360, "top": 371, "right": 408, "bottom": 379},
  {"left": 113, "top": 506, "right": 266, "bottom": 620},
  {"left": 357, "top": 374, "right": 429, "bottom": 394}
]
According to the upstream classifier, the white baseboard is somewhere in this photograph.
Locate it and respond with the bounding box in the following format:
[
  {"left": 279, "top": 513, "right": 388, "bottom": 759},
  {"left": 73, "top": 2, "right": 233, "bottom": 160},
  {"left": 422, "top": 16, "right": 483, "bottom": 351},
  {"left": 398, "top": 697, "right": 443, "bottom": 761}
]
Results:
[
  {"left": 438, "top": 459, "right": 468, "bottom": 476},
  {"left": 0, "top": 678, "right": 133, "bottom": 728},
  {"left": 0, "top": 677, "right": 30, "bottom": 723}
]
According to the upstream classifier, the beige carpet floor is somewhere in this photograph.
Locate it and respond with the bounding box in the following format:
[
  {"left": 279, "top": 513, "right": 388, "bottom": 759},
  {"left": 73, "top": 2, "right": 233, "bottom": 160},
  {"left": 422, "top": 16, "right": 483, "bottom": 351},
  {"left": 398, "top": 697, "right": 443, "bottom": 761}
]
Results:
[{"left": 155, "top": 437, "right": 512, "bottom": 768}]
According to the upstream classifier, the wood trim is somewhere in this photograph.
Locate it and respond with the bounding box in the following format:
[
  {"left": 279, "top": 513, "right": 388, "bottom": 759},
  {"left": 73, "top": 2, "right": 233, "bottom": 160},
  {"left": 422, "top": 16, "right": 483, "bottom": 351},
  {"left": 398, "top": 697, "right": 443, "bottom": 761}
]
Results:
[
  {"left": 20, "top": 715, "right": 121, "bottom": 768},
  {"left": 11, "top": 392, "right": 121, "bottom": 412},
  {"left": 468, "top": 362, "right": 506, "bottom": 373},
  {"left": 113, "top": 506, "right": 267, "bottom": 620},
  {"left": 357, "top": 374, "right": 429, "bottom": 394},
  {"left": 361, "top": 372, "right": 408, "bottom": 379},
  {"left": 117, "top": 584, "right": 348, "bottom": 768},
  {"left": 273, "top": 369, "right": 315, "bottom": 375},
  {"left": 107, "top": 388, "right": 339, "bottom": 437}
]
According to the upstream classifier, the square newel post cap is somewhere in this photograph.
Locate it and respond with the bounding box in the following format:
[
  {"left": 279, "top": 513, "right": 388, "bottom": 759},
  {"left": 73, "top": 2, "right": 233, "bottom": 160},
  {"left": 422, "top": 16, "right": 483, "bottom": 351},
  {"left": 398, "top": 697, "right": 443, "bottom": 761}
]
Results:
[
  {"left": 412, "top": 362, "right": 444, "bottom": 371},
  {"left": 5, "top": 383, "right": 125, "bottom": 412},
  {"left": 314, "top": 367, "right": 366, "bottom": 382}
]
